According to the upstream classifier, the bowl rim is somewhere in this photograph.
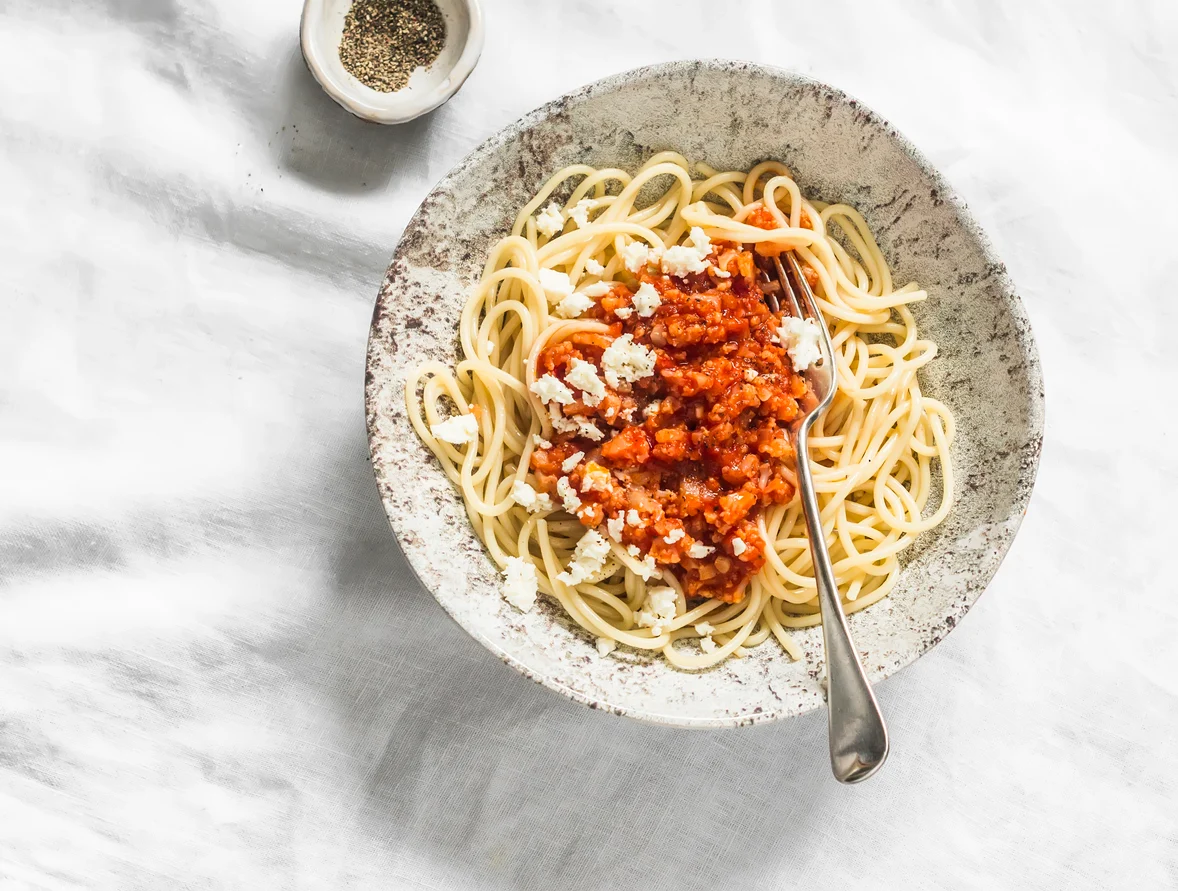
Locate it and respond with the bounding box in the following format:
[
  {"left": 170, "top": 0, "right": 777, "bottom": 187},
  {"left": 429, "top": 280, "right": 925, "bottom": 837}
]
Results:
[
  {"left": 300, "top": 0, "right": 485, "bottom": 124},
  {"left": 364, "top": 59, "right": 1046, "bottom": 727}
]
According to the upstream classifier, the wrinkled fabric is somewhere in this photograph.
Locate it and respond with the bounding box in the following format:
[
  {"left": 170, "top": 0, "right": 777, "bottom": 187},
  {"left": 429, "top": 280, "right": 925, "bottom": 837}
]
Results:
[{"left": 2, "top": 0, "right": 1177, "bottom": 888}]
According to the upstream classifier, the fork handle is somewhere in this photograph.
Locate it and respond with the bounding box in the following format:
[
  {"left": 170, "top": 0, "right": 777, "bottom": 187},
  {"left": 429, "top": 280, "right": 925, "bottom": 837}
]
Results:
[{"left": 794, "top": 423, "right": 890, "bottom": 783}]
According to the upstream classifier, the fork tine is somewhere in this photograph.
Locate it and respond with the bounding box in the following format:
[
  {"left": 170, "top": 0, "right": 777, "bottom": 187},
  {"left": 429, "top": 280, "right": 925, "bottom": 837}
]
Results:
[
  {"left": 772, "top": 255, "right": 803, "bottom": 319},
  {"left": 786, "top": 251, "right": 824, "bottom": 320},
  {"left": 760, "top": 274, "right": 781, "bottom": 314},
  {"left": 783, "top": 250, "right": 836, "bottom": 369}
]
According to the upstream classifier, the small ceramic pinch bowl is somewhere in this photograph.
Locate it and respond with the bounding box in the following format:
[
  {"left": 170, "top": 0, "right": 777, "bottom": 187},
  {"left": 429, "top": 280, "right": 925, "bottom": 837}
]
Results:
[{"left": 301, "top": 0, "right": 484, "bottom": 124}]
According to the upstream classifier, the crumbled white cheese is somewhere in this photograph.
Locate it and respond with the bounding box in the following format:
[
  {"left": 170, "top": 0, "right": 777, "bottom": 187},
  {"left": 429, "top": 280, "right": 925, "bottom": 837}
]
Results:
[
  {"left": 580, "top": 282, "right": 612, "bottom": 297},
  {"left": 556, "top": 476, "right": 582, "bottom": 512},
  {"left": 663, "top": 528, "right": 685, "bottom": 544},
  {"left": 744, "top": 368, "right": 759, "bottom": 381},
  {"left": 699, "top": 635, "right": 717, "bottom": 654},
  {"left": 569, "top": 198, "right": 593, "bottom": 228},
  {"left": 627, "top": 544, "right": 641, "bottom": 557},
  {"left": 595, "top": 636, "right": 616, "bottom": 657},
  {"left": 694, "top": 622, "right": 715, "bottom": 636},
  {"left": 778, "top": 316, "right": 823, "bottom": 372},
  {"left": 606, "top": 513, "right": 625, "bottom": 541},
  {"left": 585, "top": 258, "right": 605, "bottom": 276},
  {"left": 538, "top": 268, "right": 574, "bottom": 303},
  {"left": 626, "top": 509, "right": 641, "bottom": 526},
  {"left": 531, "top": 374, "right": 575, "bottom": 405},
  {"left": 614, "top": 306, "right": 633, "bottom": 319},
  {"left": 564, "top": 358, "right": 607, "bottom": 407},
  {"left": 535, "top": 203, "right": 564, "bottom": 238},
  {"left": 601, "top": 334, "right": 656, "bottom": 388},
  {"left": 660, "top": 226, "right": 712, "bottom": 277},
  {"left": 636, "top": 556, "right": 660, "bottom": 580},
  {"left": 636, "top": 586, "right": 678, "bottom": 634},
  {"left": 688, "top": 542, "right": 714, "bottom": 559},
  {"left": 580, "top": 465, "right": 612, "bottom": 493},
  {"left": 430, "top": 413, "right": 479, "bottom": 445},
  {"left": 731, "top": 537, "right": 747, "bottom": 556},
  {"left": 561, "top": 451, "right": 585, "bottom": 473},
  {"left": 710, "top": 265, "right": 731, "bottom": 279},
  {"left": 550, "top": 411, "right": 603, "bottom": 441},
  {"left": 532, "top": 435, "right": 552, "bottom": 449},
  {"left": 632, "top": 282, "right": 662, "bottom": 318},
  {"left": 510, "top": 480, "right": 554, "bottom": 513},
  {"left": 502, "top": 556, "right": 539, "bottom": 612},
  {"left": 555, "top": 291, "right": 595, "bottom": 319},
  {"left": 557, "top": 529, "right": 611, "bottom": 586},
  {"left": 620, "top": 240, "right": 656, "bottom": 272},
  {"left": 642, "top": 401, "right": 661, "bottom": 419}
]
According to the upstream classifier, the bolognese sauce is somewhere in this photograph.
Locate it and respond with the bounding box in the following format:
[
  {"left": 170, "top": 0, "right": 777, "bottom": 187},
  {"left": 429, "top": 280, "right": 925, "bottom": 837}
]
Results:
[{"left": 530, "top": 239, "right": 811, "bottom": 603}]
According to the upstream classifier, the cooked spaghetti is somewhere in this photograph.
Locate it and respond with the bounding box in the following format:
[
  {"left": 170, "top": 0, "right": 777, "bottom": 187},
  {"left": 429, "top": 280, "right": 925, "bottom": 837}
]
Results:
[{"left": 405, "top": 153, "right": 954, "bottom": 669}]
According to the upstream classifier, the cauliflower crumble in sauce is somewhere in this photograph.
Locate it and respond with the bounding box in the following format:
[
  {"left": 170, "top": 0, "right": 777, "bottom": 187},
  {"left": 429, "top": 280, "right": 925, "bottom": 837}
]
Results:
[{"left": 530, "top": 239, "right": 815, "bottom": 603}]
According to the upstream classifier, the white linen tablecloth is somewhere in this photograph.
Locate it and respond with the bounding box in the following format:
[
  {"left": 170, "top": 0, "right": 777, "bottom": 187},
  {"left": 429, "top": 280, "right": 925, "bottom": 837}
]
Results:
[{"left": 3, "top": 0, "right": 1176, "bottom": 887}]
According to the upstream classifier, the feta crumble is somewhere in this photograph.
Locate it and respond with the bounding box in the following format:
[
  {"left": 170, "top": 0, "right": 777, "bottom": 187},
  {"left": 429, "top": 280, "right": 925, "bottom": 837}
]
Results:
[
  {"left": 621, "top": 240, "right": 662, "bottom": 273},
  {"left": 778, "top": 316, "right": 823, "bottom": 372},
  {"left": 564, "top": 358, "right": 606, "bottom": 406},
  {"left": 632, "top": 282, "right": 662, "bottom": 318},
  {"left": 595, "top": 636, "right": 616, "bottom": 657},
  {"left": 626, "top": 544, "right": 641, "bottom": 557},
  {"left": 642, "top": 400, "right": 661, "bottom": 419},
  {"left": 538, "top": 268, "right": 574, "bottom": 303},
  {"left": 663, "top": 528, "right": 685, "bottom": 544},
  {"left": 555, "top": 291, "right": 595, "bottom": 319},
  {"left": 580, "top": 464, "right": 612, "bottom": 493},
  {"left": 550, "top": 411, "right": 603, "bottom": 440},
  {"left": 580, "top": 282, "right": 612, "bottom": 297},
  {"left": 660, "top": 226, "right": 712, "bottom": 277},
  {"left": 694, "top": 622, "right": 715, "bottom": 636},
  {"left": 614, "top": 306, "right": 633, "bottom": 319},
  {"left": 535, "top": 203, "right": 564, "bottom": 238},
  {"left": 744, "top": 368, "right": 759, "bottom": 381},
  {"left": 556, "top": 476, "right": 582, "bottom": 512},
  {"left": 731, "top": 537, "right": 747, "bottom": 556},
  {"left": 532, "top": 434, "right": 552, "bottom": 449},
  {"left": 699, "top": 635, "right": 717, "bottom": 654},
  {"left": 568, "top": 198, "right": 593, "bottom": 227},
  {"left": 606, "top": 513, "right": 625, "bottom": 541},
  {"left": 636, "top": 586, "right": 678, "bottom": 634},
  {"left": 430, "top": 413, "right": 479, "bottom": 445},
  {"left": 502, "top": 556, "right": 538, "bottom": 612},
  {"left": 626, "top": 509, "right": 641, "bottom": 526},
  {"left": 688, "top": 542, "right": 714, "bottom": 559},
  {"left": 585, "top": 258, "right": 605, "bottom": 276},
  {"left": 601, "top": 334, "right": 656, "bottom": 388},
  {"left": 510, "top": 480, "right": 554, "bottom": 513},
  {"left": 561, "top": 451, "right": 585, "bottom": 474},
  {"left": 636, "top": 556, "right": 660, "bottom": 580},
  {"left": 531, "top": 374, "right": 575, "bottom": 405},
  {"left": 556, "top": 529, "right": 611, "bottom": 586}
]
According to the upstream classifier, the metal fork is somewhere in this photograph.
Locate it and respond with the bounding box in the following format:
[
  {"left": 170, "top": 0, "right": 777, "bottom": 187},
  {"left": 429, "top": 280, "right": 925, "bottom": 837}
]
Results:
[{"left": 764, "top": 252, "right": 890, "bottom": 784}]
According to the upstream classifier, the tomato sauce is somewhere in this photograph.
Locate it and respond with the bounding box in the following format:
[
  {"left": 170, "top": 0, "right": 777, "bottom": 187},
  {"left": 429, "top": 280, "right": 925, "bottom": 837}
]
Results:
[{"left": 531, "top": 242, "right": 809, "bottom": 603}]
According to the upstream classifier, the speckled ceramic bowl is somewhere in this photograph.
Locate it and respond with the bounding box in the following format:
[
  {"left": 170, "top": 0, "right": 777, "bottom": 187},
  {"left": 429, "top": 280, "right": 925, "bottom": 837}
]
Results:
[{"left": 365, "top": 61, "right": 1044, "bottom": 728}]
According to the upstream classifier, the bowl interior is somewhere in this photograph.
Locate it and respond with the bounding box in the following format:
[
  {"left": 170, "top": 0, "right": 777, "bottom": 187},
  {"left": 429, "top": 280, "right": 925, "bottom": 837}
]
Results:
[
  {"left": 365, "top": 61, "right": 1044, "bottom": 727},
  {"left": 302, "top": 0, "right": 476, "bottom": 123}
]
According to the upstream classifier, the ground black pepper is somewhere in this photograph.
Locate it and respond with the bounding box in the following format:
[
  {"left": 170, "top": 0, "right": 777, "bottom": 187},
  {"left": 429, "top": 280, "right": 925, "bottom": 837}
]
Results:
[{"left": 338, "top": 0, "right": 447, "bottom": 93}]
